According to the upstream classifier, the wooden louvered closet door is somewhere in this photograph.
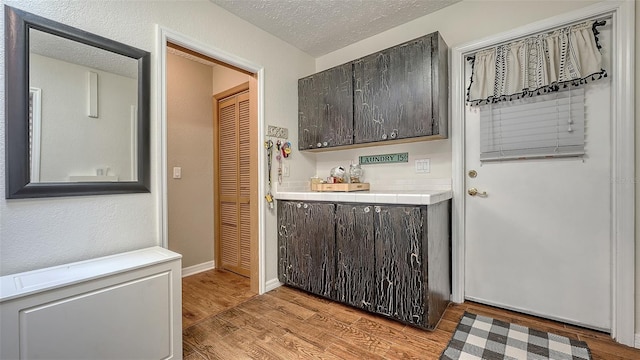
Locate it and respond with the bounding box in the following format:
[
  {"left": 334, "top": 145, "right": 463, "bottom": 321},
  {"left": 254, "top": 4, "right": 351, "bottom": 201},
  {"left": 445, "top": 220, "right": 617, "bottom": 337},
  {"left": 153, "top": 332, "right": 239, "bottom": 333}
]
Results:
[{"left": 217, "top": 90, "right": 250, "bottom": 277}]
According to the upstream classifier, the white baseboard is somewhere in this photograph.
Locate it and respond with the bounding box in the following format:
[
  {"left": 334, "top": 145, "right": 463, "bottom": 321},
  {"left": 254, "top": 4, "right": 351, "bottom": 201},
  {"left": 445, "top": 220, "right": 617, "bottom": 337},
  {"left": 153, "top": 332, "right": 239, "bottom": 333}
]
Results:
[
  {"left": 181, "top": 261, "right": 215, "bottom": 278},
  {"left": 264, "top": 277, "right": 282, "bottom": 292},
  {"left": 634, "top": 333, "right": 640, "bottom": 349}
]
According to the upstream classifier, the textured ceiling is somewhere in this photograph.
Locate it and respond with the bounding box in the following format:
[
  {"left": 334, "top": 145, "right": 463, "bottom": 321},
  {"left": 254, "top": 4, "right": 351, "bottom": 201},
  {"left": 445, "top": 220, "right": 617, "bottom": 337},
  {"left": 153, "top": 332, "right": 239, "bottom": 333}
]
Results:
[
  {"left": 210, "top": 0, "right": 461, "bottom": 57},
  {"left": 30, "top": 28, "right": 138, "bottom": 79}
]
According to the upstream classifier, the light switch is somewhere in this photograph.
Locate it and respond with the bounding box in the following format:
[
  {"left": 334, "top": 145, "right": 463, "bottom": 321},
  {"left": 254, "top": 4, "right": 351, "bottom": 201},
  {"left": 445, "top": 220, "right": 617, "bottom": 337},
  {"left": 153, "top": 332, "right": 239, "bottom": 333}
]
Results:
[
  {"left": 173, "top": 167, "right": 182, "bottom": 179},
  {"left": 415, "top": 159, "right": 430, "bottom": 173}
]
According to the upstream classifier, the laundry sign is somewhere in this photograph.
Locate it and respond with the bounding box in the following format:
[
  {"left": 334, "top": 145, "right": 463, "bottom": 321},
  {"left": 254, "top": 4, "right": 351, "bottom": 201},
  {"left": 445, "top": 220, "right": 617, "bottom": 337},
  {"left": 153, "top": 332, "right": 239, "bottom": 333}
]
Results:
[{"left": 359, "top": 152, "right": 408, "bottom": 165}]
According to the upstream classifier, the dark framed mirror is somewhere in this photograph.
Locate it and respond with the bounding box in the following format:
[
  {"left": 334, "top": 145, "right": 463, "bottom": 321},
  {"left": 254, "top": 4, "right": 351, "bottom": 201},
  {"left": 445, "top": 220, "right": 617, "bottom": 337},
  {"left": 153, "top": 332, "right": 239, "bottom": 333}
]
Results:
[{"left": 5, "top": 5, "right": 150, "bottom": 198}]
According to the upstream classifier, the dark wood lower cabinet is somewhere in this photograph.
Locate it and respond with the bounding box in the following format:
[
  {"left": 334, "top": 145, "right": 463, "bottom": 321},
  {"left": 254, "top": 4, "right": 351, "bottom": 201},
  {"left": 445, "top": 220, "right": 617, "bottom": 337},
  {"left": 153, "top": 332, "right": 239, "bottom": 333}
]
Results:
[
  {"left": 374, "top": 205, "right": 426, "bottom": 325},
  {"left": 277, "top": 201, "right": 336, "bottom": 298},
  {"left": 424, "top": 201, "right": 452, "bottom": 328},
  {"left": 335, "top": 204, "right": 376, "bottom": 312},
  {"left": 277, "top": 200, "right": 450, "bottom": 330}
]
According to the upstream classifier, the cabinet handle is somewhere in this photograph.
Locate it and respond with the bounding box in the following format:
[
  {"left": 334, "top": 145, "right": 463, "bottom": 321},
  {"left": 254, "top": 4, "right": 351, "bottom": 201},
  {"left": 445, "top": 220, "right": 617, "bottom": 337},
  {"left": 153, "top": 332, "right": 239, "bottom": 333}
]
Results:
[
  {"left": 375, "top": 206, "right": 381, "bottom": 213},
  {"left": 303, "top": 203, "right": 308, "bottom": 209},
  {"left": 317, "top": 142, "right": 322, "bottom": 148},
  {"left": 297, "top": 203, "right": 302, "bottom": 208},
  {"left": 323, "top": 142, "right": 328, "bottom": 147},
  {"left": 364, "top": 207, "right": 370, "bottom": 213},
  {"left": 390, "top": 130, "right": 397, "bottom": 139},
  {"left": 381, "top": 133, "right": 387, "bottom": 140}
]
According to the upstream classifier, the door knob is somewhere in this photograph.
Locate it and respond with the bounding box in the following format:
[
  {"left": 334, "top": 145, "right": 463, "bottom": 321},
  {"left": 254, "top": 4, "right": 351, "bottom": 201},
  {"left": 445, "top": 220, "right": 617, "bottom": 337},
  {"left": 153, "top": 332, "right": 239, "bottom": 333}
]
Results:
[{"left": 468, "top": 187, "right": 487, "bottom": 197}]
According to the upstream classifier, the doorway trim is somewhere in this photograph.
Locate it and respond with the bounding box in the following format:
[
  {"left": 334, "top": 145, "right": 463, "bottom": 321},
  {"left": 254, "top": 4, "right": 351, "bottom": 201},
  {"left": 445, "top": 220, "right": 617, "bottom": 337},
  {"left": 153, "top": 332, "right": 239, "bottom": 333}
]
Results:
[
  {"left": 450, "top": 1, "right": 635, "bottom": 346},
  {"left": 157, "top": 26, "right": 267, "bottom": 294}
]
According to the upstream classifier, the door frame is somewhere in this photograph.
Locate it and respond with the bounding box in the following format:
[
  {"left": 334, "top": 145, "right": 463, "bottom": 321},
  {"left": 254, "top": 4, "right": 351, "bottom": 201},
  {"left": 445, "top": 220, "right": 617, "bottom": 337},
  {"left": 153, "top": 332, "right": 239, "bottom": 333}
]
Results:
[
  {"left": 157, "top": 26, "right": 267, "bottom": 294},
  {"left": 450, "top": 1, "right": 635, "bottom": 346}
]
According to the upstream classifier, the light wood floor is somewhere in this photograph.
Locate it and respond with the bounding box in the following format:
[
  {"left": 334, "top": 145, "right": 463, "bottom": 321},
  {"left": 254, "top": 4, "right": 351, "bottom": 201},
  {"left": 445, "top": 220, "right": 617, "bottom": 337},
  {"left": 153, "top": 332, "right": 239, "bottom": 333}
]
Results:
[
  {"left": 182, "top": 270, "right": 640, "bottom": 359},
  {"left": 182, "top": 269, "right": 256, "bottom": 329}
]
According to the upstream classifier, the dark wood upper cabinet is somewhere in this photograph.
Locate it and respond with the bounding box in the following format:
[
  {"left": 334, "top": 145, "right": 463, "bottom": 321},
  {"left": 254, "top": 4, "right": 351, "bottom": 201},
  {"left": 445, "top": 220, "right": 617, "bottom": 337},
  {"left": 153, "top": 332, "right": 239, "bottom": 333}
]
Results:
[
  {"left": 354, "top": 33, "right": 448, "bottom": 143},
  {"left": 297, "top": 31, "right": 448, "bottom": 151},
  {"left": 298, "top": 63, "right": 353, "bottom": 150}
]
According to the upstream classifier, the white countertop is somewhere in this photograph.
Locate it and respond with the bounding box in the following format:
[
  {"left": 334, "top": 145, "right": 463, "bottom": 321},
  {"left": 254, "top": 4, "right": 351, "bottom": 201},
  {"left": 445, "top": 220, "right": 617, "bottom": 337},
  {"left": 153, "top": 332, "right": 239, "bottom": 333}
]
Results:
[
  {"left": 0, "top": 247, "right": 181, "bottom": 302},
  {"left": 274, "top": 189, "right": 452, "bottom": 205}
]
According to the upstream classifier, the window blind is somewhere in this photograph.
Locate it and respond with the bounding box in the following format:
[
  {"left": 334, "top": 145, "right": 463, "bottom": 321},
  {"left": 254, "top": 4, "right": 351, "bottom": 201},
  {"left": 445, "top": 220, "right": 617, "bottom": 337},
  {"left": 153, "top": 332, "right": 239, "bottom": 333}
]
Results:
[{"left": 479, "top": 88, "right": 585, "bottom": 161}]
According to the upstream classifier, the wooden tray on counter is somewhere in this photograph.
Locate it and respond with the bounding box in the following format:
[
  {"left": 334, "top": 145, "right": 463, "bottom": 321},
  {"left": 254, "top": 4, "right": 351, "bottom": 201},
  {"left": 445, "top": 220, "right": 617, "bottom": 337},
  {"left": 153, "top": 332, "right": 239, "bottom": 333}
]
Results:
[{"left": 310, "top": 183, "right": 370, "bottom": 192}]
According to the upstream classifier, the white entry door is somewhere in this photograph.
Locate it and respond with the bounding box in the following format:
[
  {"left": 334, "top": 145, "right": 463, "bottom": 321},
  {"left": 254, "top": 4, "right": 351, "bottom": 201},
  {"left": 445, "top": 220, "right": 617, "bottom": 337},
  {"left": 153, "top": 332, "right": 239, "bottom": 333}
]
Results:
[{"left": 464, "top": 30, "right": 612, "bottom": 331}]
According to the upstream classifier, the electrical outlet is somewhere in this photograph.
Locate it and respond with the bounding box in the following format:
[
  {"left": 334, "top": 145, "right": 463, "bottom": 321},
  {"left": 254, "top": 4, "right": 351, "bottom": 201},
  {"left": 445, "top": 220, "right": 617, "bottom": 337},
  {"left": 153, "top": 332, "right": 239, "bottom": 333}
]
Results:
[
  {"left": 415, "top": 159, "right": 430, "bottom": 173},
  {"left": 283, "top": 164, "right": 290, "bottom": 177}
]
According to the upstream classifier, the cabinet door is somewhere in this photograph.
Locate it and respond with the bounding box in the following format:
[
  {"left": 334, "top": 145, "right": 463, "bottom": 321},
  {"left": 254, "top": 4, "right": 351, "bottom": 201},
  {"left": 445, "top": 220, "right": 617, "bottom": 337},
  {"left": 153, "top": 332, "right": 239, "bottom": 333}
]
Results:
[
  {"left": 277, "top": 201, "right": 297, "bottom": 285},
  {"left": 298, "top": 63, "right": 353, "bottom": 150},
  {"left": 335, "top": 204, "right": 375, "bottom": 312},
  {"left": 277, "top": 201, "right": 336, "bottom": 298},
  {"left": 354, "top": 34, "right": 433, "bottom": 143},
  {"left": 374, "top": 205, "right": 426, "bottom": 326}
]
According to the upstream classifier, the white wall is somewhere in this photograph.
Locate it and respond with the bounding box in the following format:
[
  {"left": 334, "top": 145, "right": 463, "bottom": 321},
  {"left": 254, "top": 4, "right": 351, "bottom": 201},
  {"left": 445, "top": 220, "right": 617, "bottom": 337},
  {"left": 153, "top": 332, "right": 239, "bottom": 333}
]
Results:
[
  {"left": 166, "top": 55, "right": 252, "bottom": 270},
  {"left": 211, "top": 65, "right": 251, "bottom": 96},
  {"left": 166, "top": 52, "right": 214, "bottom": 269},
  {"left": 31, "top": 54, "right": 136, "bottom": 182},
  {"left": 0, "top": 0, "right": 315, "bottom": 279},
  {"left": 314, "top": 141, "right": 451, "bottom": 187}
]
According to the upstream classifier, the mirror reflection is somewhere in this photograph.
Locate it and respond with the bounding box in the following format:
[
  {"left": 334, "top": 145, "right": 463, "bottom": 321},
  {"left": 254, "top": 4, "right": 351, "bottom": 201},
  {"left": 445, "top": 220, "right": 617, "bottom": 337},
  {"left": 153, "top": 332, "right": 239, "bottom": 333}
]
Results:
[{"left": 28, "top": 29, "right": 139, "bottom": 183}]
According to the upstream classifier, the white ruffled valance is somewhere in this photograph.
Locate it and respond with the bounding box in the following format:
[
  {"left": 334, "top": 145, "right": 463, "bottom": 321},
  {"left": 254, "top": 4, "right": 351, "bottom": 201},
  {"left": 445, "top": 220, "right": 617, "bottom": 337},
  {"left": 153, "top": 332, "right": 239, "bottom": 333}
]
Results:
[{"left": 467, "top": 20, "right": 607, "bottom": 106}]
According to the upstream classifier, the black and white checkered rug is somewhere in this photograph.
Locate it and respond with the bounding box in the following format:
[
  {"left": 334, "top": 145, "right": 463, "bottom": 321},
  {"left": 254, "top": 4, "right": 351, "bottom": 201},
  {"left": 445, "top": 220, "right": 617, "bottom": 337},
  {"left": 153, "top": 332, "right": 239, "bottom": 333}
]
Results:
[{"left": 440, "top": 312, "right": 592, "bottom": 360}]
